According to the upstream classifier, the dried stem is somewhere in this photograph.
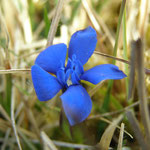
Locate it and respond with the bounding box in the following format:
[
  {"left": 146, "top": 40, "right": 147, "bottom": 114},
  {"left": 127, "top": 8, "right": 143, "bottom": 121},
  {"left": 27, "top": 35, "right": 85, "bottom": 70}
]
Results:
[
  {"left": 94, "top": 51, "right": 150, "bottom": 74},
  {"left": 1, "top": 128, "right": 11, "bottom": 150},
  {"left": 82, "top": 0, "right": 115, "bottom": 47},
  {"left": 94, "top": 51, "right": 130, "bottom": 64},
  {"left": 126, "top": 111, "right": 149, "bottom": 150},
  {"left": 11, "top": 85, "right": 22, "bottom": 150},
  {"left": 89, "top": 101, "right": 139, "bottom": 119},
  {"left": 41, "top": 131, "right": 58, "bottom": 150},
  {"left": 88, "top": 81, "right": 105, "bottom": 97},
  {"left": 24, "top": 102, "right": 41, "bottom": 142},
  {"left": 0, "top": 69, "right": 31, "bottom": 74},
  {"left": 127, "top": 42, "right": 136, "bottom": 100},
  {"left": 138, "top": 0, "right": 149, "bottom": 37},
  {"left": 82, "top": 0, "right": 101, "bottom": 33},
  {"left": 135, "top": 39, "right": 150, "bottom": 143},
  {"left": 117, "top": 123, "right": 124, "bottom": 150},
  {"left": 97, "top": 115, "right": 123, "bottom": 150},
  {"left": 46, "top": 0, "right": 65, "bottom": 47},
  {"left": 89, "top": 116, "right": 133, "bottom": 139},
  {"left": 126, "top": 39, "right": 150, "bottom": 149},
  {"left": 0, "top": 138, "right": 93, "bottom": 149},
  {"left": 1, "top": 50, "right": 149, "bottom": 75}
]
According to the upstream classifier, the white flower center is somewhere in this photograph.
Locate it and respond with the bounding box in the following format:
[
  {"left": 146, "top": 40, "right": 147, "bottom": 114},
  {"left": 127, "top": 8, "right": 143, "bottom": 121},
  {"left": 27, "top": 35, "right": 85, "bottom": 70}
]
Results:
[{"left": 66, "top": 75, "right": 73, "bottom": 86}]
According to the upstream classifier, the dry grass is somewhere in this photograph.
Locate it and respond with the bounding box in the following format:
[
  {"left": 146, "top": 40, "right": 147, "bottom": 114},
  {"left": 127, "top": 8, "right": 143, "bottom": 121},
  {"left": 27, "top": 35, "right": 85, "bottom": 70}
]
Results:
[{"left": 0, "top": 0, "right": 150, "bottom": 149}]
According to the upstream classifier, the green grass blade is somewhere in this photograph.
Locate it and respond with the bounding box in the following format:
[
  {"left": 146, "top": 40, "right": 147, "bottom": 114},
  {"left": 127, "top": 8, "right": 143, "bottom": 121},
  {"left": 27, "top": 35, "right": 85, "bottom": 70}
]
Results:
[
  {"left": 5, "top": 74, "right": 12, "bottom": 115},
  {"left": 112, "top": 0, "right": 126, "bottom": 64},
  {"left": 101, "top": 81, "right": 113, "bottom": 111},
  {"left": 101, "top": 0, "right": 126, "bottom": 112},
  {"left": 123, "top": 7, "right": 129, "bottom": 96},
  {"left": 44, "top": 8, "right": 51, "bottom": 37}
]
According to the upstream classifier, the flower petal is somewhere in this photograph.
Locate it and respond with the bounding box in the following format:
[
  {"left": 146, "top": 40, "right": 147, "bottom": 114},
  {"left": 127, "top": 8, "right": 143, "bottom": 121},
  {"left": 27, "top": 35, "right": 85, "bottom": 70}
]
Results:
[
  {"left": 60, "top": 85, "right": 92, "bottom": 126},
  {"left": 35, "top": 43, "right": 67, "bottom": 74},
  {"left": 80, "top": 64, "right": 127, "bottom": 84},
  {"left": 68, "top": 26, "right": 97, "bottom": 65},
  {"left": 31, "top": 65, "right": 62, "bottom": 101}
]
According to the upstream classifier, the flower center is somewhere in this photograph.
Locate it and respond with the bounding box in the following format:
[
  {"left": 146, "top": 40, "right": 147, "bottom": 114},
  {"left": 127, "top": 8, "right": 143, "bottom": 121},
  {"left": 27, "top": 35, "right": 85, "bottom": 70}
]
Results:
[{"left": 56, "top": 55, "right": 84, "bottom": 88}]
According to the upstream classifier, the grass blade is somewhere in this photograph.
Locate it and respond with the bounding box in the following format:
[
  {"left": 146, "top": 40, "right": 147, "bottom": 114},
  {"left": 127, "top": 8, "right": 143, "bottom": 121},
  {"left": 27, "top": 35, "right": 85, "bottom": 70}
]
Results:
[
  {"left": 46, "top": 0, "right": 65, "bottom": 47},
  {"left": 126, "top": 110, "right": 149, "bottom": 149},
  {"left": 123, "top": 7, "right": 129, "bottom": 96},
  {"left": 102, "top": 0, "right": 126, "bottom": 112},
  {"left": 96, "top": 115, "right": 123, "bottom": 150},
  {"left": 117, "top": 123, "right": 124, "bottom": 150},
  {"left": 135, "top": 39, "right": 150, "bottom": 144}
]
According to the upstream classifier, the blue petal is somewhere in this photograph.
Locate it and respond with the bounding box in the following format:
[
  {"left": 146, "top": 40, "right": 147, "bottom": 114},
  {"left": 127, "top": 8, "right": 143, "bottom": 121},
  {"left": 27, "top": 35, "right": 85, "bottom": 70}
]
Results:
[
  {"left": 35, "top": 43, "right": 67, "bottom": 74},
  {"left": 68, "top": 26, "right": 97, "bottom": 65},
  {"left": 60, "top": 85, "right": 92, "bottom": 126},
  {"left": 31, "top": 65, "right": 62, "bottom": 101},
  {"left": 71, "top": 72, "right": 80, "bottom": 85},
  {"left": 80, "top": 64, "right": 127, "bottom": 84},
  {"left": 56, "top": 68, "right": 66, "bottom": 87}
]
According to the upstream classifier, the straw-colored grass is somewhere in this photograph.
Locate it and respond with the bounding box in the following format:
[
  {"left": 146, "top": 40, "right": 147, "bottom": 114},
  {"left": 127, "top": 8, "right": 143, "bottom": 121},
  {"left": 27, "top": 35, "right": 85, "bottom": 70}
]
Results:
[{"left": 0, "top": 0, "right": 150, "bottom": 149}]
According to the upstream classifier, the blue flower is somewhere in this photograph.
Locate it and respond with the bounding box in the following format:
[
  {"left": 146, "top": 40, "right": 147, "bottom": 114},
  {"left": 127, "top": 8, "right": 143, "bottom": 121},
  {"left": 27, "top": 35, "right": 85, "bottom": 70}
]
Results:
[{"left": 31, "top": 26, "right": 126, "bottom": 126}]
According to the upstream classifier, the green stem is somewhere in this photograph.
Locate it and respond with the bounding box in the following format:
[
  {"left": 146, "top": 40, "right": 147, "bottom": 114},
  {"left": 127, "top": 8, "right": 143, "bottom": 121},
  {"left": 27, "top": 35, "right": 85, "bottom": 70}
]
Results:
[
  {"left": 123, "top": 7, "right": 129, "bottom": 97},
  {"left": 101, "top": 0, "right": 126, "bottom": 111}
]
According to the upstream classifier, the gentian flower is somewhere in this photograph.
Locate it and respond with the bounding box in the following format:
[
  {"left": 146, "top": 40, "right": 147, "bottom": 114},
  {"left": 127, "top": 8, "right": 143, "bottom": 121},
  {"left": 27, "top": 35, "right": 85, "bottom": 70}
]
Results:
[{"left": 31, "top": 26, "right": 126, "bottom": 126}]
